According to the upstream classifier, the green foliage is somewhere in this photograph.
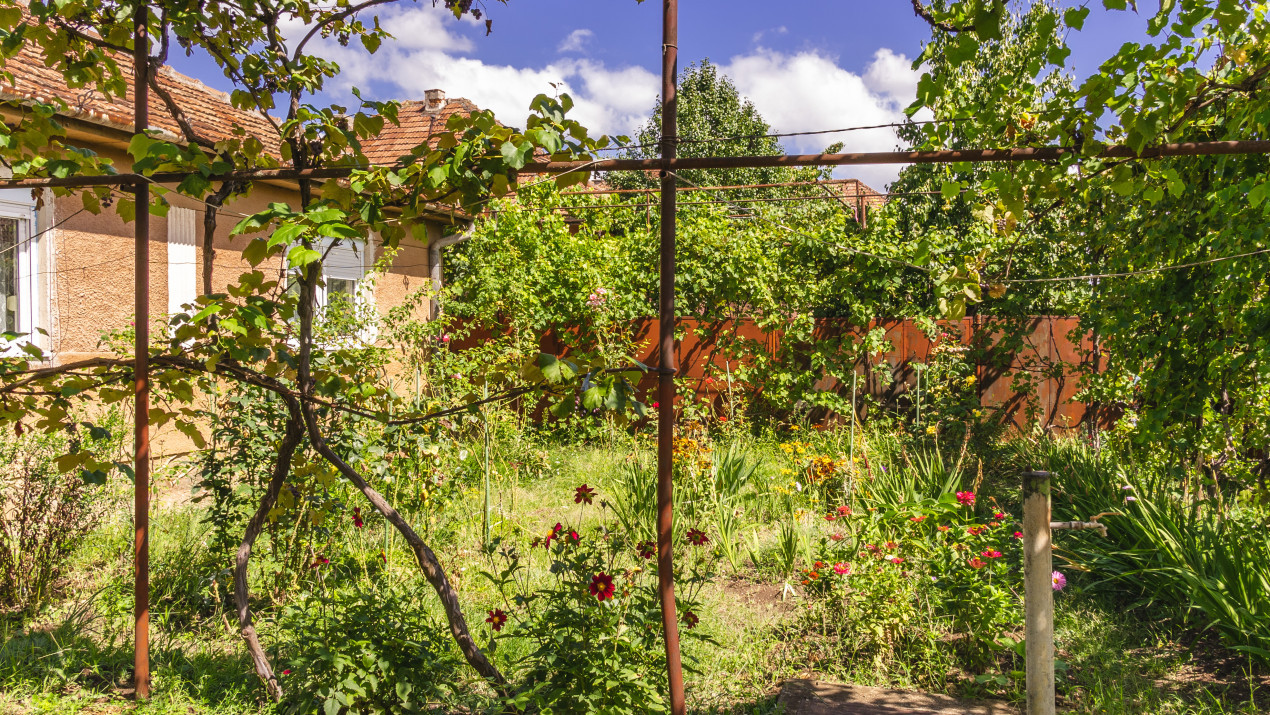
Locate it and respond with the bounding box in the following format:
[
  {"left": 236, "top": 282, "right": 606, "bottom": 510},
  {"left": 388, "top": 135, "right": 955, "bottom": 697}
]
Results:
[
  {"left": 1023, "top": 438, "right": 1270, "bottom": 664},
  {"left": 0, "top": 413, "right": 121, "bottom": 612},
  {"left": 799, "top": 492, "right": 1023, "bottom": 683},
  {"left": 278, "top": 585, "right": 464, "bottom": 715},
  {"left": 479, "top": 483, "right": 712, "bottom": 714}
]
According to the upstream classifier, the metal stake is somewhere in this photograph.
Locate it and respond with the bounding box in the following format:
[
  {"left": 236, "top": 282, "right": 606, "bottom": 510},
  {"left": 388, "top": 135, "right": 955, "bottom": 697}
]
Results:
[
  {"left": 656, "top": 0, "right": 686, "bottom": 711},
  {"left": 132, "top": 3, "right": 151, "bottom": 699}
]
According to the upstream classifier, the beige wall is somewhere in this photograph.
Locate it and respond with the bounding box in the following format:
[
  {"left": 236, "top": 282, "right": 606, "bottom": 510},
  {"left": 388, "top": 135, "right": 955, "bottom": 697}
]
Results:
[{"left": 47, "top": 144, "right": 439, "bottom": 363}]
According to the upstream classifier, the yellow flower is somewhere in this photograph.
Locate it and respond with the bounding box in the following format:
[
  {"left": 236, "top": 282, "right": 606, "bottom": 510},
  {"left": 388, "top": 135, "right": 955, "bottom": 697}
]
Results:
[
  {"left": 926, "top": 426, "right": 938, "bottom": 436},
  {"left": 972, "top": 409, "right": 982, "bottom": 418},
  {"left": 789, "top": 425, "right": 800, "bottom": 431},
  {"left": 964, "top": 375, "right": 976, "bottom": 386}
]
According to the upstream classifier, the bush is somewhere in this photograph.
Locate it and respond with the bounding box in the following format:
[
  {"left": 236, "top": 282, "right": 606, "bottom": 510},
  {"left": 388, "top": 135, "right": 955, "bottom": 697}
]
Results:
[
  {"left": 483, "top": 484, "right": 708, "bottom": 715},
  {"left": 278, "top": 583, "right": 465, "bottom": 714},
  {"left": 0, "top": 420, "right": 118, "bottom": 612},
  {"left": 797, "top": 491, "right": 1023, "bottom": 684}
]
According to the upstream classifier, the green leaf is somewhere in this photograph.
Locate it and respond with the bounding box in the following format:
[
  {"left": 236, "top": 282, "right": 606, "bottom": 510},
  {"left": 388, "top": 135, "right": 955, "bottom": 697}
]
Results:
[{"left": 1063, "top": 6, "right": 1090, "bottom": 30}]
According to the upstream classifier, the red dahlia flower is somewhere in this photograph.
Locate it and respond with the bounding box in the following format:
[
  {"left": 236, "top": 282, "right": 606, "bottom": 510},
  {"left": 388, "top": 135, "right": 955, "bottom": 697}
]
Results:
[
  {"left": 353, "top": 507, "right": 364, "bottom": 529},
  {"left": 575, "top": 484, "right": 596, "bottom": 505},
  {"left": 589, "top": 572, "right": 617, "bottom": 601},
  {"left": 486, "top": 609, "right": 508, "bottom": 631},
  {"left": 683, "top": 611, "right": 700, "bottom": 629},
  {"left": 686, "top": 528, "right": 709, "bottom": 546},
  {"left": 637, "top": 540, "right": 657, "bottom": 559}
]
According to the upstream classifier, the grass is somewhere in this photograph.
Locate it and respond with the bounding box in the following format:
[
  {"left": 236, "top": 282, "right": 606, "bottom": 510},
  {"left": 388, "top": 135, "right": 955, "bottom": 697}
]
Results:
[{"left": 2, "top": 430, "right": 1266, "bottom": 714}]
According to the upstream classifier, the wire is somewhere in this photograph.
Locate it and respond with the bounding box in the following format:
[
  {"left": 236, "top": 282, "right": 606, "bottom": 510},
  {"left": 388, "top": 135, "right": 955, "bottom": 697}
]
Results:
[
  {"left": 592, "top": 117, "right": 971, "bottom": 152},
  {"left": 1001, "top": 247, "right": 1270, "bottom": 283}
]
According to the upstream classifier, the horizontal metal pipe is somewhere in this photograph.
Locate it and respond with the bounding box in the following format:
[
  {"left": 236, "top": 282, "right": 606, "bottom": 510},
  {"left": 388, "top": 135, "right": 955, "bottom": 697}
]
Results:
[{"left": 4, "top": 140, "right": 1269, "bottom": 189}]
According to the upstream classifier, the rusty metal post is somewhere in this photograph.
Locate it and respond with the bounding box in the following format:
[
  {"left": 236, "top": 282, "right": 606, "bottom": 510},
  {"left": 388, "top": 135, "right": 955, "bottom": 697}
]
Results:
[
  {"left": 656, "top": 0, "right": 686, "bottom": 711},
  {"left": 132, "top": 3, "right": 151, "bottom": 700},
  {"left": 1023, "top": 471, "right": 1054, "bottom": 715}
]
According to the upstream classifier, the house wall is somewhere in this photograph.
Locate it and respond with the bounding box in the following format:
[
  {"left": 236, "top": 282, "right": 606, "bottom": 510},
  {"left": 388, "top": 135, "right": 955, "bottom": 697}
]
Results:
[{"left": 46, "top": 144, "right": 438, "bottom": 363}]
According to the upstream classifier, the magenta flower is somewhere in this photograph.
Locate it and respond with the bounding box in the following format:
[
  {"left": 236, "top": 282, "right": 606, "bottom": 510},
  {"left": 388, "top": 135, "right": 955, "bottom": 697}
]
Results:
[
  {"left": 833, "top": 562, "right": 850, "bottom": 575},
  {"left": 955, "top": 491, "right": 976, "bottom": 507},
  {"left": 1052, "top": 571, "right": 1067, "bottom": 591}
]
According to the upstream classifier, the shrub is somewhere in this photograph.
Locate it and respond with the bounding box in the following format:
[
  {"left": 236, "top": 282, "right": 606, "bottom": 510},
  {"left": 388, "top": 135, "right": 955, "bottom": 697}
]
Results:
[
  {"left": 0, "top": 420, "right": 118, "bottom": 612},
  {"left": 278, "top": 584, "right": 465, "bottom": 714},
  {"left": 483, "top": 485, "right": 707, "bottom": 714},
  {"left": 797, "top": 491, "right": 1023, "bottom": 683}
]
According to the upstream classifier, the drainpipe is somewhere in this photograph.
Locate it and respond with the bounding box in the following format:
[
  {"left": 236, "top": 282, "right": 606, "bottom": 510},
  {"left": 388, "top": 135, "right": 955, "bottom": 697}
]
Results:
[{"left": 428, "top": 225, "right": 474, "bottom": 320}]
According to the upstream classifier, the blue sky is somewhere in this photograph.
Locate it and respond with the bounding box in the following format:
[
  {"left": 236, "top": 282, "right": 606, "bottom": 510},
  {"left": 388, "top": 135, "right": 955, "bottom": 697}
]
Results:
[{"left": 172, "top": 1, "right": 1153, "bottom": 188}]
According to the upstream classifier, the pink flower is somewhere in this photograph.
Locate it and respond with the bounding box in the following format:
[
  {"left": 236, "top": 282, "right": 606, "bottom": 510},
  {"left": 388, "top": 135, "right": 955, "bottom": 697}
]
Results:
[
  {"left": 994, "top": 512, "right": 1006, "bottom": 519},
  {"left": 833, "top": 562, "right": 850, "bottom": 575},
  {"left": 1012, "top": 531, "right": 1023, "bottom": 539},
  {"left": 829, "top": 532, "right": 845, "bottom": 541},
  {"left": 1052, "top": 571, "right": 1067, "bottom": 591},
  {"left": 890, "top": 557, "right": 905, "bottom": 564},
  {"left": 955, "top": 491, "right": 976, "bottom": 506},
  {"left": 982, "top": 550, "right": 1002, "bottom": 559}
]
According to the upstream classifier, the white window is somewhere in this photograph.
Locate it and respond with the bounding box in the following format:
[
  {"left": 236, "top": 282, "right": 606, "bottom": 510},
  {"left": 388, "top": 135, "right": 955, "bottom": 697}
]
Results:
[
  {"left": 286, "top": 237, "right": 375, "bottom": 343},
  {"left": 317, "top": 238, "right": 368, "bottom": 311},
  {"left": 0, "top": 190, "right": 40, "bottom": 352}
]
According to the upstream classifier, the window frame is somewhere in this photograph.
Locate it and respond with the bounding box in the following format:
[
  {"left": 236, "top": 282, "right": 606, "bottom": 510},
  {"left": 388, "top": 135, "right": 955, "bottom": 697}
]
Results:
[{"left": 0, "top": 195, "right": 39, "bottom": 356}]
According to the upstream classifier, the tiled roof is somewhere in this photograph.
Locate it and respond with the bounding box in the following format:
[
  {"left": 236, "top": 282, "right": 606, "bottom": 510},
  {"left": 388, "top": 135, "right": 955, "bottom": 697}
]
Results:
[
  {"left": 360, "top": 98, "right": 484, "bottom": 166},
  {"left": 0, "top": 33, "right": 282, "bottom": 151},
  {"left": 0, "top": 31, "right": 483, "bottom": 165}
]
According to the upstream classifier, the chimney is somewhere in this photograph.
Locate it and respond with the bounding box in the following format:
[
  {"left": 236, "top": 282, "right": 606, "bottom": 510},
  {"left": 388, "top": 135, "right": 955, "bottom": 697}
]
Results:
[{"left": 424, "top": 88, "right": 447, "bottom": 112}]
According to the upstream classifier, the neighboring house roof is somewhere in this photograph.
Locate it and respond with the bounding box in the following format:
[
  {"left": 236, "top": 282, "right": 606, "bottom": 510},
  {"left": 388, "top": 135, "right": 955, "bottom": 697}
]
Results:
[
  {"left": 360, "top": 98, "right": 483, "bottom": 166},
  {"left": 0, "top": 35, "right": 483, "bottom": 166}
]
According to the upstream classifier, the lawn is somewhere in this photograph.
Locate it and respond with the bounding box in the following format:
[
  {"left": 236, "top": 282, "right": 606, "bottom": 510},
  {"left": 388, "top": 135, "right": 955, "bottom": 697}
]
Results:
[{"left": 2, "top": 417, "right": 1267, "bottom": 714}]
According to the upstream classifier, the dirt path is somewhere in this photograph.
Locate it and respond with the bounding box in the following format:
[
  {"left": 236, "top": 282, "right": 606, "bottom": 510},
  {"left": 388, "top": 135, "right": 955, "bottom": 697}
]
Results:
[{"left": 778, "top": 678, "right": 1019, "bottom": 715}]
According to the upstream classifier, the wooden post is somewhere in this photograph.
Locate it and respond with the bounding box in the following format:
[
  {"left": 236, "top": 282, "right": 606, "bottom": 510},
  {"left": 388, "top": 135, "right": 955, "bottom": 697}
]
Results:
[{"left": 1023, "top": 471, "right": 1054, "bottom": 715}]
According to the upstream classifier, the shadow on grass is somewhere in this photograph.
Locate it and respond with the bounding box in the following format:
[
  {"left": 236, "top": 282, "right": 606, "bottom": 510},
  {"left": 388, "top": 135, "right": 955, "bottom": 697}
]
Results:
[
  {"left": 1056, "top": 592, "right": 1270, "bottom": 715},
  {"left": 1, "top": 605, "right": 268, "bottom": 714}
]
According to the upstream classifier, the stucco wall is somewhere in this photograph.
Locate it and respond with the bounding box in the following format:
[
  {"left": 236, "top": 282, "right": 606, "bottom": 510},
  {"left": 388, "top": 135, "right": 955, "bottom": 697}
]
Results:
[{"left": 48, "top": 144, "right": 438, "bottom": 364}]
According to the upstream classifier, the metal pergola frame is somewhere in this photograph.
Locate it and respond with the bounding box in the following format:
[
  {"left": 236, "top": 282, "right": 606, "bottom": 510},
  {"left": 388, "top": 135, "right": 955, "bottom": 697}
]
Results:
[{"left": 5, "top": 1, "right": 1270, "bottom": 711}]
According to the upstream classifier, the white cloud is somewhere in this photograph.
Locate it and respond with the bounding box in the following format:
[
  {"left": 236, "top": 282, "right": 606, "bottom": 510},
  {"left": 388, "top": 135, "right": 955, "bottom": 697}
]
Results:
[
  {"left": 557, "top": 29, "right": 594, "bottom": 54},
  {"left": 305, "top": 6, "right": 926, "bottom": 188},
  {"left": 722, "top": 47, "right": 927, "bottom": 188}
]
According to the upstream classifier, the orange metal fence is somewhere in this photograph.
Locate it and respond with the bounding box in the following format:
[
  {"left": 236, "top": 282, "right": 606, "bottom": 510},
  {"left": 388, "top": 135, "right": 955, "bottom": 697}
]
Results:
[{"left": 456, "top": 315, "right": 1096, "bottom": 430}]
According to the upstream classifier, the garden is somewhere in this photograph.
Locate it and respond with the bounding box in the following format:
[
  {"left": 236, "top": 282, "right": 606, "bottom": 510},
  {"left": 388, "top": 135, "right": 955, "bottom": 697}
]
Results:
[{"left": 3, "top": 0, "right": 1270, "bottom": 713}]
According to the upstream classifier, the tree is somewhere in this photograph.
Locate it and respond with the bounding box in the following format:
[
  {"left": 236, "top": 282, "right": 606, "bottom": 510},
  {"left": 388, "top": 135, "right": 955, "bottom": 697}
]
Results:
[
  {"left": 0, "top": 0, "right": 638, "bottom": 699},
  {"left": 905, "top": 1, "right": 1270, "bottom": 482},
  {"left": 608, "top": 60, "right": 829, "bottom": 203}
]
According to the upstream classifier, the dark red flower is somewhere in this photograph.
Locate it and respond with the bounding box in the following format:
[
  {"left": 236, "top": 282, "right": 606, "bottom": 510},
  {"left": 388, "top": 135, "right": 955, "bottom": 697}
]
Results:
[
  {"left": 637, "top": 540, "right": 657, "bottom": 559},
  {"left": 683, "top": 611, "right": 699, "bottom": 629},
  {"left": 685, "top": 528, "right": 709, "bottom": 546},
  {"left": 486, "top": 609, "right": 508, "bottom": 631},
  {"left": 568, "top": 530, "right": 581, "bottom": 543},
  {"left": 353, "top": 506, "right": 364, "bottom": 529},
  {"left": 575, "top": 484, "right": 596, "bottom": 505},
  {"left": 310, "top": 556, "right": 329, "bottom": 569},
  {"left": 281, "top": 669, "right": 291, "bottom": 676},
  {"left": 589, "top": 572, "right": 616, "bottom": 601}
]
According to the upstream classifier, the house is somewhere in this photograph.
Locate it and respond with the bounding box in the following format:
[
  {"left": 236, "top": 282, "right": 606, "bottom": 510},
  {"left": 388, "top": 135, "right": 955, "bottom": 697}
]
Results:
[{"left": 0, "top": 36, "right": 482, "bottom": 365}]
